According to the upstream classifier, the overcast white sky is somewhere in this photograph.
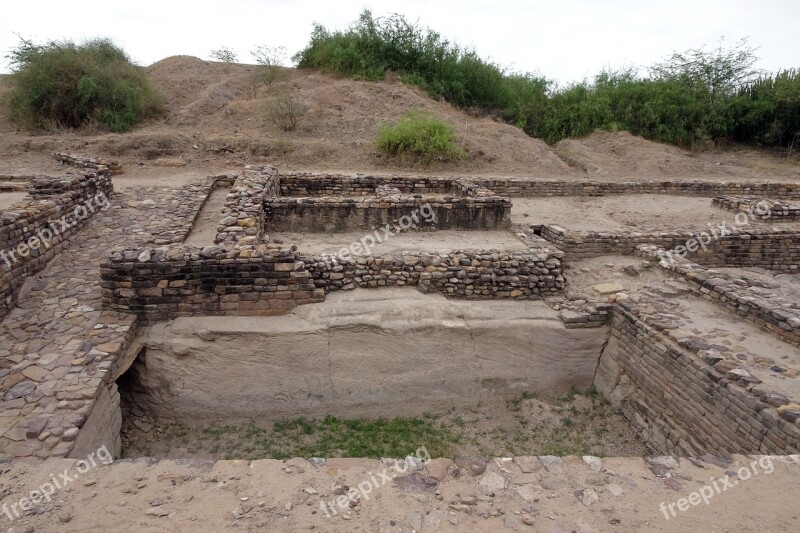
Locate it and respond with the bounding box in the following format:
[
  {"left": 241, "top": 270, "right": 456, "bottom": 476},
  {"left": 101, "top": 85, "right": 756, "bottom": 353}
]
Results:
[{"left": 1, "top": 0, "right": 798, "bottom": 82}]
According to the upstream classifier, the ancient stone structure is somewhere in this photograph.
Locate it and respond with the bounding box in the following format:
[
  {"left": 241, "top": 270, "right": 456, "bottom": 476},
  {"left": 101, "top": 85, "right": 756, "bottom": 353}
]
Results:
[{"left": 2, "top": 159, "right": 800, "bottom": 466}]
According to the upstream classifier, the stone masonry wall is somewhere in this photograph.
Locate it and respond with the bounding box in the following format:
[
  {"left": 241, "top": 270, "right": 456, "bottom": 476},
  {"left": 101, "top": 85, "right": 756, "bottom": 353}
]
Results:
[
  {"left": 595, "top": 306, "right": 800, "bottom": 456},
  {"left": 100, "top": 245, "right": 324, "bottom": 323},
  {"left": 278, "top": 173, "right": 456, "bottom": 196},
  {"left": 264, "top": 196, "right": 511, "bottom": 232},
  {"left": 215, "top": 166, "right": 278, "bottom": 246},
  {"left": 539, "top": 223, "right": 800, "bottom": 269},
  {"left": 302, "top": 248, "right": 565, "bottom": 299},
  {"left": 470, "top": 178, "right": 800, "bottom": 199},
  {"left": 0, "top": 172, "right": 113, "bottom": 318},
  {"left": 636, "top": 244, "right": 800, "bottom": 347},
  {"left": 713, "top": 195, "right": 800, "bottom": 220}
]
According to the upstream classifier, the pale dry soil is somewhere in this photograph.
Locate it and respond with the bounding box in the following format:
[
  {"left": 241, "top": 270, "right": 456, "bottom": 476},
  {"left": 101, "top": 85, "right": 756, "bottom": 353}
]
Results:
[
  {"left": 271, "top": 229, "right": 529, "bottom": 255},
  {"left": 511, "top": 194, "right": 799, "bottom": 232},
  {"left": 182, "top": 185, "right": 230, "bottom": 246},
  {"left": 0, "top": 454, "right": 798, "bottom": 532},
  {"left": 0, "top": 191, "right": 27, "bottom": 209},
  {"left": 118, "top": 391, "right": 646, "bottom": 462}
]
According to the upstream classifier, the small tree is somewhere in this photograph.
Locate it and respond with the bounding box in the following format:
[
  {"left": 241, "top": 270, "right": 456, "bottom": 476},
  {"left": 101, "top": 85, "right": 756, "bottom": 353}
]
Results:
[
  {"left": 251, "top": 45, "right": 287, "bottom": 94},
  {"left": 651, "top": 37, "right": 760, "bottom": 100},
  {"left": 210, "top": 47, "right": 238, "bottom": 63},
  {"left": 265, "top": 93, "right": 304, "bottom": 131}
]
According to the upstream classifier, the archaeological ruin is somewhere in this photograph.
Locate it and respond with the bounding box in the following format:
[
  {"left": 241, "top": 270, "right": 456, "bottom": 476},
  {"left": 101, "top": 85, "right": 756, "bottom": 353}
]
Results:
[{"left": 2, "top": 154, "right": 800, "bottom": 530}]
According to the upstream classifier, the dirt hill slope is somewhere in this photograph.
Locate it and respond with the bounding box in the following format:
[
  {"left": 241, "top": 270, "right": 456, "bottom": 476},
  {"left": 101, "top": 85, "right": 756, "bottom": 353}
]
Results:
[{"left": 0, "top": 56, "right": 798, "bottom": 181}]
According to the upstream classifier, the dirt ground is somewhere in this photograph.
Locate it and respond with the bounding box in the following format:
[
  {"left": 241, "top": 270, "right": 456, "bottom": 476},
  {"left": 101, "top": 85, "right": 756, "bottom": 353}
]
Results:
[
  {"left": 118, "top": 391, "right": 646, "bottom": 461},
  {"left": 1, "top": 453, "right": 798, "bottom": 533},
  {"left": 510, "top": 195, "right": 794, "bottom": 232},
  {"left": 0, "top": 191, "right": 27, "bottom": 209},
  {"left": 1, "top": 56, "right": 798, "bottom": 181},
  {"left": 271, "top": 229, "right": 529, "bottom": 255}
]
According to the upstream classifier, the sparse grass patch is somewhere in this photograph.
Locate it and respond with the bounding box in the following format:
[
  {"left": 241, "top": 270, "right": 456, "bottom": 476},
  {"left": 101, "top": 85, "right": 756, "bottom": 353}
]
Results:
[{"left": 377, "top": 111, "right": 463, "bottom": 163}]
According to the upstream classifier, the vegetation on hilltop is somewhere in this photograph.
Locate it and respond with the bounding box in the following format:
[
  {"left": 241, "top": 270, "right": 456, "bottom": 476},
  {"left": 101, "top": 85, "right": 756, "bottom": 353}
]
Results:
[{"left": 295, "top": 10, "right": 800, "bottom": 153}]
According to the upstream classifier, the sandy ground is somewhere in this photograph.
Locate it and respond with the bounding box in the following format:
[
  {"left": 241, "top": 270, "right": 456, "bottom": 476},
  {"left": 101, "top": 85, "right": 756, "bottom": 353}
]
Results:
[
  {"left": 271, "top": 229, "right": 529, "bottom": 255},
  {"left": 1, "top": 57, "right": 798, "bottom": 181},
  {"left": 510, "top": 195, "right": 796, "bottom": 232},
  {"left": 0, "top": 191, "right": 27, "bottom": 209},
  {"left": 1, "top": 454, "right": 798, "bottom": 532}
]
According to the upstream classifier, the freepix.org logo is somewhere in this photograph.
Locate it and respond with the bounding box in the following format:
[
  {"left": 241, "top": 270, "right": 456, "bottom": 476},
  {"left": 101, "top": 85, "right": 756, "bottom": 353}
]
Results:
[{"left": 0, "top": 192, "right": 110, "bottom": 269}]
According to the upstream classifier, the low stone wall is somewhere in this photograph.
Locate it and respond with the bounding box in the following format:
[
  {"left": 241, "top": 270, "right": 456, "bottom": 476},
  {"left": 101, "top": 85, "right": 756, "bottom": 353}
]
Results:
[
  {"left": 264, "top": 196, "right": 512, "bottom": 232},
  {"left": 100, "top": 245, "right": 324, "bottom": 323},
  {"left": 0, "top": 172, "right": 113, "bottom": 318},
  {"left": 595, "top": 305, "right": 800, "bottom": 456},
  {"left": 215, "top": 166, "right": 278, "bottom": 245},
  {"left": 470, "top": 178, "right": 800, "bottom": 198},
  {"left": 636, "top": 244, "right": 800, "bottom": 347},
  {"left": 713, "top": 195, "right": 800, "bottom": 220},
  {"left": 302, "top": 247, "right": 564, "bottom": 299},
  {"left": 52, "top": 152, "right": 122, "bottom": 175},
  {"left": 278, "top": 172, "right": 455, "bottom": 196},
  {"left": 101, "top": 240, "right": 566, "bottom": 322},
  {"left": 539, "top": 223, "right": 800, "bottom": 269}
]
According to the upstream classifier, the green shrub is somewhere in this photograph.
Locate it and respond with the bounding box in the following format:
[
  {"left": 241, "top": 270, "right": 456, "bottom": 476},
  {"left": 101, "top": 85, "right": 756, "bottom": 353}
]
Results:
[
  {"left": 296, "top": 13, "right": 800, "bottom": 153},
  {"left": 5, "top": 37, "right": 163, "bottom": 132},
  {"left": 377, "top": 111, "right": 462, "bottom": 162},
  {"left": 294, "top": 10, "right": 528, "bottom": 115}
]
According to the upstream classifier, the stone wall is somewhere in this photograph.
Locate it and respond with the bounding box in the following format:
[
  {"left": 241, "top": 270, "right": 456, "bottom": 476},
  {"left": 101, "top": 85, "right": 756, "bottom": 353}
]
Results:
[
  {"left": 636, "top": 244, "right": 800, "bottom": 346},
  {"left": 52, "top": 152, "right": 122, "bottom": 175},
  {"left": 0, "top": 172, "right": 113, "bottom": 318},
  {"left": 215, "top": 166, "right": 277, "bottom": 246},
  {"left": 278, "top": 173, "right": 455, "bottom": 196},
  {"left": 100, "top": 245, "right": 324, "bottom": 323},
  {"left": 713, "top": 195, "right": 800, "bottom": 220},
  {"left": 595, "top": 305, "right": 800, "bottom": 456},
  {"left": 302, "top": 247, "right": 564, "bottom": 299},
  {"left": 538, "top": 223, "right": 800, "bottom": 269},
  {"left": 470, "top": 178, "right": 800, "bottom": 198},
  {"left": 101, "top": 243, "right": 565, "bottom": 322},
  {"left": 264, "top": 195, "right": 511, "bottom": 232}
]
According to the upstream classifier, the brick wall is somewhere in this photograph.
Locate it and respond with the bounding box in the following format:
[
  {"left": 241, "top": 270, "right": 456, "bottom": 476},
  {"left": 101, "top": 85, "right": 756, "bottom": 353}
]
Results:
[
  {"left": 595, "top": 306, "right": 800, "bottom": 456},
  {"left": 539, "top": 223, "right": 800, "bottom": 269},
  {"left": 264, "top": 196, "right": 511, "bottom": 232},
  {"left": 469, "top": 178, "right": 800, "bottom": 198}
]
